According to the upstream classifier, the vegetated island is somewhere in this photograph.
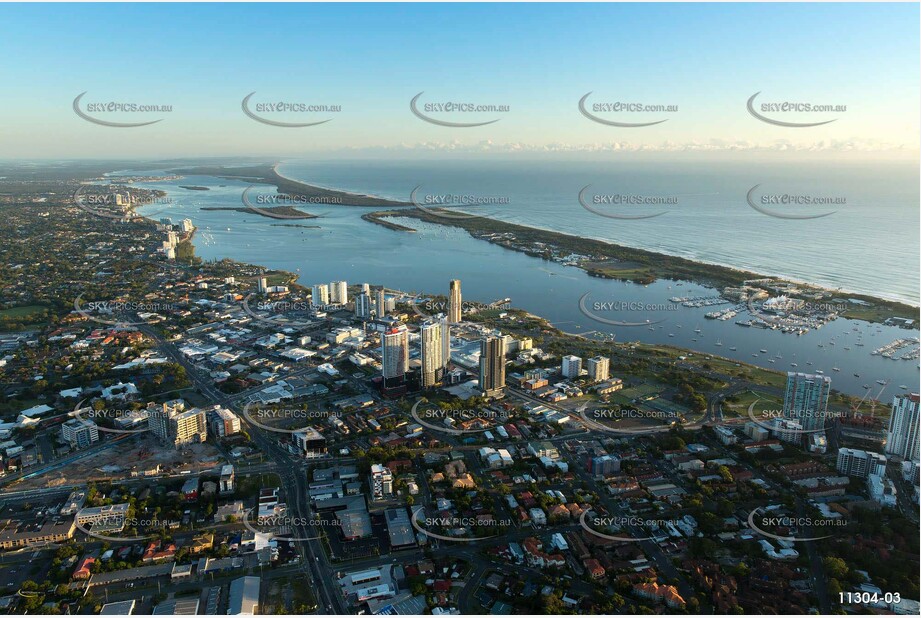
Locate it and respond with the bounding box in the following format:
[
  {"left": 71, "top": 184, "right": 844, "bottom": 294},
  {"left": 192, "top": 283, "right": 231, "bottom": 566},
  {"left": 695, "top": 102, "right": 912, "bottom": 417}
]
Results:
[
  {"left": 179, "top": 185, "right": 210, "bottom": 191},
  {"left": 200, "top": 206, "right": 317, "bottom": 220},
  {"left": 361, "top": 211, "right": 417, "bottom": 232},
  {"left": 367, "top": 208, "right": 919, "bottom": 326},
  {"left": 170, "top": 163, "right": 411, "bottom": 208}
]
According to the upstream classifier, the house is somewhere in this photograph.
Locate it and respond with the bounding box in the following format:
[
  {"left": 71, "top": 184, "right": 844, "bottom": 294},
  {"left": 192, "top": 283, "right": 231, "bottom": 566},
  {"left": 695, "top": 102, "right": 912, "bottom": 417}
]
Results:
[
  {"left": 528, "top": 508, "right": 547, "bottom": 526},
  {"left": 142, "top": 542, "right": 177, "bottom": 563},
  {"left": 452, "top": 474, "right": 476, "bottom": 489},
  {"left": 522, "top": 537, "right": 565, "bottom": 568},
  {"left": 73, "top": 556, "right": 95, "bottom": 580},
  {"left": 632, "top": 582, "right": 686, "bottom": 609},
  {"left": 190, "top": 533, "right": 214, "bottom": 554},
  {"left": 584, "top": 558, "right": 606, "bottom": 579}
]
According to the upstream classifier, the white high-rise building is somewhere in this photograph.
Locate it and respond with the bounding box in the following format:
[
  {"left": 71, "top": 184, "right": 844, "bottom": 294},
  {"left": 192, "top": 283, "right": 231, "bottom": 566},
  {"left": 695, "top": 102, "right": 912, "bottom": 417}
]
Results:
[
  {"left": 886, "top": 393, "right": 919, "bottom": 462},
  {"left": 180, "top": 218, "right": 194, "bottom": 233},
  {"left": 312, "top": 283, "right": 329, "bottom": 306},
  {"left": 330, "top": 280, "right": 348, "bottom": 305},
  {"left": 381, "top": 325, "right": 409, "bottom": 385},
  {"left": 61, "top": 418, "right": 99, "bottom": 449},
  {"left": 256, "top": 277, "right": 268, "bottom": 294},
  {"left": 355, "top": 293, "right": 373, "bottom": 319},
  {"left": 561, "top": 355, "right": 583, "bottom": 379},
  {"left": 783, "top": 372, "right": 832, "bottom": 432},
  {"left": 586, "top": 356, "right": 610, "bottom": 382},
  {"left": 361, "top": 283, "right": 371, "bottom": 295},
  {"left": 836, "top": 447, "right": 887, "bottom": 478},
  {"left": 148, "top": 400, "right": 207, "bottom": 449},
  {"left": 420, "top": 315, "right": 450, "bottom": 387}
]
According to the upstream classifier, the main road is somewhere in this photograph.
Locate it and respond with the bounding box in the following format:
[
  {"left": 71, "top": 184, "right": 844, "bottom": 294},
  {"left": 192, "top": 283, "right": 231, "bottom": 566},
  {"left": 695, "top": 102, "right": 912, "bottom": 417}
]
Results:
[{"left": 137, "top": 324, "right": 348, "bottom": 614}]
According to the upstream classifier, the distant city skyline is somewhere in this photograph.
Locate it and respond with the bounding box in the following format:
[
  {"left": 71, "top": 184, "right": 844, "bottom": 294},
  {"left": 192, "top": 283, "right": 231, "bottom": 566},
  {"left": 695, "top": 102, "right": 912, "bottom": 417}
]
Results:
[{"left": 0, "top": 3, "right": 917, "bottom": 159}]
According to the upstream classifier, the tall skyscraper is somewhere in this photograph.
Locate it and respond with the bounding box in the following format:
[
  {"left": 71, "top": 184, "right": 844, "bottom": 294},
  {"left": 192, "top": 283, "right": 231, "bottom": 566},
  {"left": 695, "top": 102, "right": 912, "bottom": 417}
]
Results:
[
  {"left": 375, "top": 288, "right": 387, "bottom": 318},
  {"left": 312, "top": 283, "right": 329, "bottom": 306},
  {"left": 256, "top": 276, "right": 267, "bottom": 294},
  {"left": 586, "top": 356, "right": 610, "bottom": 382},
  {"left": 783, "top": 372, "right": 832, "bottom": 432},
  {"left": 355, "top": 292, "right": 373, "bottom": 319},
  {"left": 448, "top": 279, "right": 462, "bottom": 324},
  {"left": 420, "top": 314, "right": 450, "bottom": 387},
  {"left": 361, "top": 283, "right": 371, "bottom": 295},
  {"left": 479, "top": 335, "right": 506, "bottom": 397},
  {"left": 330, "top": 280, "right": 348, "bottom": 305},
  {"left": 886, "top": 393, "right": 920, "bottom": 461},
  {"left": 381, "top": 324, "right": 409, "bottom": 386}
]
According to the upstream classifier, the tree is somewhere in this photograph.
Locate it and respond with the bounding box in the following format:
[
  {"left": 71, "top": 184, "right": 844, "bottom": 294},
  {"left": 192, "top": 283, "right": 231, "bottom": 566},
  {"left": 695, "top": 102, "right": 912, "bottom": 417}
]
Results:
[{"left": 823, "top": 556, "right": 849, "bottom": 580}]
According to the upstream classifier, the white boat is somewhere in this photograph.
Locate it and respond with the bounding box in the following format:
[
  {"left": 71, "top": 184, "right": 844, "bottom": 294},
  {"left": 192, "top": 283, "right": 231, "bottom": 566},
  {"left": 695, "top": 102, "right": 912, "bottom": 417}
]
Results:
[
  {"left": 791, "top": 363, "right": 798, "bottom": 367},
  {"left": 715, "top": 340, "right": 723, "bottom": 347},
  {"left": 833, "top": 367, "right": 840, "bottom": 372}
]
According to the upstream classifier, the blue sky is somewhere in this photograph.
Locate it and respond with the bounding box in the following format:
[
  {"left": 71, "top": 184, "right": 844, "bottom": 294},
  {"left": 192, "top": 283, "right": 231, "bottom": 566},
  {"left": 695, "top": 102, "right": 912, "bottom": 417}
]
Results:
[{"left": 0, "top": 3, "right": 917, "bottom": 159}]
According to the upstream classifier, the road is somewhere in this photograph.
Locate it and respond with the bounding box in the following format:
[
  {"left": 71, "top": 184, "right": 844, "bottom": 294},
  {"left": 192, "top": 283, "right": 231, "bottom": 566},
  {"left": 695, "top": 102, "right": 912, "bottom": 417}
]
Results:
[{"left": 138, "top": 324, "right": 347, "bottom": 614}]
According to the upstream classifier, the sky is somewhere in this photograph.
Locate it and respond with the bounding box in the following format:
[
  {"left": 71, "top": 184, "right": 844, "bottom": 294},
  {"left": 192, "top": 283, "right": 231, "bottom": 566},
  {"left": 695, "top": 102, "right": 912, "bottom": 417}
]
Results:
[{"left": 0, "top": 3, "right": 918, "bottom": 160}]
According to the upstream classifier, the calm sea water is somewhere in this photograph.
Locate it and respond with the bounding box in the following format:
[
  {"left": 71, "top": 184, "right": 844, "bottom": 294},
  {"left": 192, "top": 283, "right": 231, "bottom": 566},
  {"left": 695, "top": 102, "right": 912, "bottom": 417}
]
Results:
[
  {"left": 119, "top": 161, "right": 920, "bottom": 397},
  {"left": 276, "top": 159, "right": 920, "bottom": 306}
]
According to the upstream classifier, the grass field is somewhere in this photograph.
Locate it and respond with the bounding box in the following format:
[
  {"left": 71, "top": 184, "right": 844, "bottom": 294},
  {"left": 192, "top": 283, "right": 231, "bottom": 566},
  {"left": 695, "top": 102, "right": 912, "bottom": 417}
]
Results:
[
  {"left": 0, "top": 305, "right": 47, "bottom": 319},
  {"left": 722, "top": 389, "right": 785, "bottom": 419}
]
